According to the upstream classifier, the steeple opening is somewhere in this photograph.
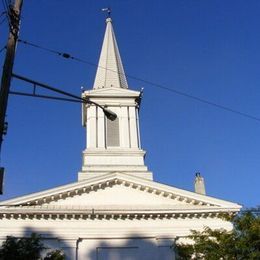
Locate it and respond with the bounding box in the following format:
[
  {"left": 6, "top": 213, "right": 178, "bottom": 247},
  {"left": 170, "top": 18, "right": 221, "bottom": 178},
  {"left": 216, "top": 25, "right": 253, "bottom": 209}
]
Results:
[{"left": 106, "top": 117, "right": 120, "bottom": 147}]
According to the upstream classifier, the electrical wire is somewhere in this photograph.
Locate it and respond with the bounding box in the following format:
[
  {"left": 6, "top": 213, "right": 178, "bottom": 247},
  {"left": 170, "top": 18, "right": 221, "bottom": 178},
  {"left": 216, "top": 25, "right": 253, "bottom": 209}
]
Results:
[
  {"left": 18, "top": 39, "right": 72, "bottom": 58},
  {"left": 0, "top": 16, "right": 6, "bottom": 26},
  {"left": 4, "top": 0, "right": 10, "bottom": 10},
  {"left": 1, "top": 0, "right": 6, "bottom": 9},
  {"left": 1, "top": 0, "right": 7, "bottom": 15},
  {"left": 1, "top": 0, "right": 8, "bottom": 14},
  {"left": 0, "top": 11, "right": 6, "bottom": 19},
  {"left": 0, "top": 45, "right": 6, "bottom": 53},
  {"left": 1, "top": 0, "right": 11, "bottom": 29},
  {"left": 17, "top": 38, "right": 260, "bottom": 123}
]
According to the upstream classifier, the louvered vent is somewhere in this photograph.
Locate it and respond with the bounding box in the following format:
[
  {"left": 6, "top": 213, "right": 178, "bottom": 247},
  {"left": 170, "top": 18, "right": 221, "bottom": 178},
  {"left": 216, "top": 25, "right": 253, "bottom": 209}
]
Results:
[{"left": 107, "top": 117, "right": 120, "bottom": 146}]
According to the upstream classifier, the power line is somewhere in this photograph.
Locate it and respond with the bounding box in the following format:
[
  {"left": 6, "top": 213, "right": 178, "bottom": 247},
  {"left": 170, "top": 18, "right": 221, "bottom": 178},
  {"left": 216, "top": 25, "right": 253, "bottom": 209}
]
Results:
[
  {"left": 1, "top": 0, "right": 8, "bottom": 14},
  {"left": 0, "top": 45, "right": 6, "bottom": 53},
  {"left": 18, "top": 39, "right": 87, "bottom": 61},
  {"left": 0, "top": 16, "right": 6, "bottom": 26},
  {"left": 17, "top": 38, "right": 260, "bottom": 123},
  {"left": 3, "top": 0, "right": 10, "bottom": 11},
  {"left": 1, "top": 0, "right": 11, "bottom": 29},
  {"left": 1, "top": 0, "right": 7, "bottom": 16},
  {"left": 1, "top": 0, "right": 7, "bottom": 10},
  {"left": 0, "top": 11, "right": 6, "bottom": 19}
]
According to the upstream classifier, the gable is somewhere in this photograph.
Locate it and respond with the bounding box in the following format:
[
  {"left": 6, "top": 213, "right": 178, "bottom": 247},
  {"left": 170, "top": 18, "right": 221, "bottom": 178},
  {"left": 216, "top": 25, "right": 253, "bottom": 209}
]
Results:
[
  {"left": 0, "top": 173, "right": 241, "bottom": 214},
  {"left": 45, "top": 184, "right": 189, "bottom": 208}
]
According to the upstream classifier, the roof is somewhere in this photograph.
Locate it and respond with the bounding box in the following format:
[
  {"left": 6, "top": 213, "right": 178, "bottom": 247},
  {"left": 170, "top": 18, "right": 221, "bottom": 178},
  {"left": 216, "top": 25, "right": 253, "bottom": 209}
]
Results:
[
  {"left": 0, "top": 173, "right": 241, "bottom": 220},
  {"left": 93, "top": 18, "right": 128, "bottom": 89}
]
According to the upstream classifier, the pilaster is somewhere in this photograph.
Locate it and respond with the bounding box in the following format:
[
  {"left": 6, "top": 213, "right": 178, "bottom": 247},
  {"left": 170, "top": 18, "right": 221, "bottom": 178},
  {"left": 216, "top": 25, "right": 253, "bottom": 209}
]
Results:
[{"left": 59, "top": 238, "right": 79, "bottom": 260}]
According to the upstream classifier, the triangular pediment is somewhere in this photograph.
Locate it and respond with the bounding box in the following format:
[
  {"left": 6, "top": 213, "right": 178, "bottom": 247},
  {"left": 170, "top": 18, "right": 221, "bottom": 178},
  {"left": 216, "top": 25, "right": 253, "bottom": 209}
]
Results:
[{"left": 0, "top": 173, "right": 241, "bottom": 217}]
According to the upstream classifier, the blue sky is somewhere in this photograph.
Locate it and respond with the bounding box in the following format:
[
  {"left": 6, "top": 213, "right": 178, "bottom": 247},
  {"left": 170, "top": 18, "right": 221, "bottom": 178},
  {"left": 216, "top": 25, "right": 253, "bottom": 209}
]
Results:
[{"left": 0, "top": 0, "right": 259, "bottom": 208}]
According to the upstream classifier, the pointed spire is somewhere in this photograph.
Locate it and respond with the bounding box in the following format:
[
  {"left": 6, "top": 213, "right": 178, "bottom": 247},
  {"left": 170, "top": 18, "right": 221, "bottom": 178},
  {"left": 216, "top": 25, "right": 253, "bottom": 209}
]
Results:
[{"left": 93, "top": 18, "right": 128, "bottom": 89}]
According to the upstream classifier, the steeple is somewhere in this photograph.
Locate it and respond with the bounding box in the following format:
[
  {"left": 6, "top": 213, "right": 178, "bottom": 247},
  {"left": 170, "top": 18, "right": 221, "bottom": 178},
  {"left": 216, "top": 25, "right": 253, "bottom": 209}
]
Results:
[
  {"left": 79, "top": 17, "right": 153, "bottom": 181},
  {"left": 93, "top": 18, "right": 128, "bottom": 89}
]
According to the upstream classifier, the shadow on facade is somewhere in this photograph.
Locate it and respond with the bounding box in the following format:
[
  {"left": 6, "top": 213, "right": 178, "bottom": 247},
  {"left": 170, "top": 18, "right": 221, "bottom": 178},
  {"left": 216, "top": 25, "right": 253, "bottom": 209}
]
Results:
[
  {"left": 22, "top": 226, "right": 70, "bottom": 259},
  {"left": 19, "top": 229, "right": 175, "bottom": 260},
  {"left": 84, "top": 234, "right": 175, "bottom": 260}
]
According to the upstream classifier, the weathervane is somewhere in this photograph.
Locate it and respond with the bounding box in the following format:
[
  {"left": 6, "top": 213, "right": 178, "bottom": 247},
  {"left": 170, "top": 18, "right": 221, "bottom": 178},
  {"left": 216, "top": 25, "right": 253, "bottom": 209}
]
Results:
[{"left": 101, "top": 7, "right": 111, "bottom": 18}]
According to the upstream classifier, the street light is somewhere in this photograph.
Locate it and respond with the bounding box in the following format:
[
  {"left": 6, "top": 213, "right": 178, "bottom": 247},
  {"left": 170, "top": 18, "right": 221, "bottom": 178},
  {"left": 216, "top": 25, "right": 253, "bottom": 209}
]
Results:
[
  {"left": 86, "top": 99, "right": 117, "bottom": 121},
  {"left": 103, "top": 108, "right": 117, "bottom": 121},
  {"left": 0, "top": 74, "right": 117, "bottom": 194},
  {"left": 11, "top": 74, "right": 117, "bottom": 122}
]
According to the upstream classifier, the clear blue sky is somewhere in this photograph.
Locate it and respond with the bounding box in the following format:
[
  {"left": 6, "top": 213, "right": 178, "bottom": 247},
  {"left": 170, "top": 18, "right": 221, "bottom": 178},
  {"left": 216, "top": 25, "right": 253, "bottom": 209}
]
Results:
[{"left": 0, "top": 0, "right": 259, "bottom": 208}]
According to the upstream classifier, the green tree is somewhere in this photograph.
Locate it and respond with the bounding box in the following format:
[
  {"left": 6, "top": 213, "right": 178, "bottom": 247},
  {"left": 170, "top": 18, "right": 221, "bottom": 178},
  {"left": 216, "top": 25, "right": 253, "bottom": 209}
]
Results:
[
  {"left": 175, "top": 210, "right": 260, "bottom": 260},
  {"left": 0, "top": 233, "right": 65, "bottom": 260},
  {"left": 43, "top": 249, "right": 65, "bottom": 260},
  {"left": 0, "top": 233, "right": 44, "bottom": 260}
]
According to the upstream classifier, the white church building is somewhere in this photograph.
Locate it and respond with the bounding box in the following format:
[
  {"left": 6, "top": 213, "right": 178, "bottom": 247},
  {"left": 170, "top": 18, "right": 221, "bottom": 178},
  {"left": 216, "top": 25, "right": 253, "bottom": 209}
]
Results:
[{"left": 0, "top": 18, "right": 241, "bottom": 259}]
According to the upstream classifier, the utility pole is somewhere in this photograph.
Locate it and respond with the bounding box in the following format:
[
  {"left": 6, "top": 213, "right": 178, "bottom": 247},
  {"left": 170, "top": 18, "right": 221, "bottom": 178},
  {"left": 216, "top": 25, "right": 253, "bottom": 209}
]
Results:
[{"left": 0, "top": 0, "right": 23, "bottom": 194}]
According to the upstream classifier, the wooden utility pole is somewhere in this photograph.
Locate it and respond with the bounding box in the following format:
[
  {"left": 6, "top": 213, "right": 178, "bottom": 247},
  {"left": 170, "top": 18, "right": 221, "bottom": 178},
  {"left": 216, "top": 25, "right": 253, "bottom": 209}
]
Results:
[
  {"left": 0, "top": 0, "right": 23, "bottom": 151},
  {"left": 0, "top": 0, "right": 23, "bottom": 194}
]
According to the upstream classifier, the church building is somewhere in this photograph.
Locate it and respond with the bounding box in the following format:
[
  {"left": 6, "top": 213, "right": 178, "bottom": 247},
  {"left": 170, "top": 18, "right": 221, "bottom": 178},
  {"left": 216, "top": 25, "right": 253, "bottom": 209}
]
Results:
[{"left": 0, "top": 17, "right": 241, "bottom": 260}]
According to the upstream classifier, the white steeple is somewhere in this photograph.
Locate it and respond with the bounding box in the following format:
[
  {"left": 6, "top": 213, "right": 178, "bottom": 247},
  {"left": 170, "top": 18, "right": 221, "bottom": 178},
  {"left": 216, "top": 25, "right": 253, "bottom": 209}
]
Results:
[
  {"left": 79, "top": 17, "right": 153, "bottom": 181},
  {"left": 93, "top": 18, "right": 128, "bottom": 89}
]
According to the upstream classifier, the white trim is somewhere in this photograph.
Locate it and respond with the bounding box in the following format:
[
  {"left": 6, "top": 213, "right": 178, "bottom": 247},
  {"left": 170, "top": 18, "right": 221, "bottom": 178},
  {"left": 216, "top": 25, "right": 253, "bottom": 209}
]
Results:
[{"left": 0, "top": 172, "right": 241, "bottom": 210}]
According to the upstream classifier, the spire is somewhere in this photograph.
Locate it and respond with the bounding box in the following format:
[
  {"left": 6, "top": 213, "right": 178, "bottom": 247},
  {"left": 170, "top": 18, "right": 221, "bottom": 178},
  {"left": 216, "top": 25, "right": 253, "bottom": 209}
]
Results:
[{"left": 93, "top": 18, "right": 128, "bottom": 89}]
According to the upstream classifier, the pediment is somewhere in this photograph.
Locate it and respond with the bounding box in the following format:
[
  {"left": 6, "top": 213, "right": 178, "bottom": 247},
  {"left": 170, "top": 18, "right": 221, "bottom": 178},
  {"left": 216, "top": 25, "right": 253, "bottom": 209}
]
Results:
[{"left": 0, "top": 173, "right": 241, "bottom": 216}]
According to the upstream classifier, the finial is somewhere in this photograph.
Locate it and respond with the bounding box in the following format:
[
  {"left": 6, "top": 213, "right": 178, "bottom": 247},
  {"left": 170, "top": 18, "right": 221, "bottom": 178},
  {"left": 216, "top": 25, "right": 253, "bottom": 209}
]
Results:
[
  {"left": 195, "top": 172, "right": 201, "bottom": 177},
  {"left": 102, "top": 7, "right": 111, "bottom": 21}
]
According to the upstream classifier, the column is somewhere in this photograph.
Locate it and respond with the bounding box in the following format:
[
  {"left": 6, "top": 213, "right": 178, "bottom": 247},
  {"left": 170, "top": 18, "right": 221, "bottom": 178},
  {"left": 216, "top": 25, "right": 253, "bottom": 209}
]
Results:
[
  {"left": 129, "top": 106, "right": 138, "bottom": 148},
  {"left": 97, "top": 107, "right": 105, "bottom": 148},
  {"left": 86, "top": 105, "right": 96, "bottom": 148},
  {"left": 136, "top": 108, "right": 141, "bottom": 148},
  {"left": 121, "top": 106, "right": 130, "bottom": 148},
  {"left": 59, "top": 238, "right": 79, "bottom": 260}
]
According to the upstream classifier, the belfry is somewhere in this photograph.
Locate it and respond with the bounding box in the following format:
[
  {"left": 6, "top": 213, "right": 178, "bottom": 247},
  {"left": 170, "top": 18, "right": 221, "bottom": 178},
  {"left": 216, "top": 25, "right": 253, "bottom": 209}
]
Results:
[
  {"left": 0, "top": 17, "right": 241, "bottom": 260},
  {"left": 79, "top": 17, "right": 152, "bottom": 181}
]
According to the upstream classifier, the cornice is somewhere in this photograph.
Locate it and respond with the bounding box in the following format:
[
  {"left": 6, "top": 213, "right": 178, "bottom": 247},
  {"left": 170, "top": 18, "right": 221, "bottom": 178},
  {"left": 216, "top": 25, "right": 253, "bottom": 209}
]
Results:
[
  {"left": 0, "top": 205, "right": 237, "bottom": 220},
  {"left": 0, "top": 173, "right": 242, "bottom": 211}
]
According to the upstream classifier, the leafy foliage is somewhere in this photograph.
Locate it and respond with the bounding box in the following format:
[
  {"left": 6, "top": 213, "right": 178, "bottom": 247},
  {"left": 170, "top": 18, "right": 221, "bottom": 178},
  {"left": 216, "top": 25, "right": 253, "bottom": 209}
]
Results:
[
  {"left": 175, "top": 210, "right": 260, "bottom": 260},
  {"left": 0, "top": 233, "right": 66, "bottom": 260},
  {"left": 0, "top": 233, "right": 44, "bottom": 260},
  {"left": 43, "top": 249, "right": 65, "bottom": 260}
]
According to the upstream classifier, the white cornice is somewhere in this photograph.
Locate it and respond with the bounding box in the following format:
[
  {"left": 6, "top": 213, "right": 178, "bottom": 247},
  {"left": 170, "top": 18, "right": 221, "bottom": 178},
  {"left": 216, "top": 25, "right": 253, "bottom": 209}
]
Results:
[
  {"left": 82, "top": 87, "right": 140, "bottom": 98},
  {"left": 0, "top": 206, "right": 238, "bottom": 220},
  {"left": 0, "top": 173, "right": 241, "bottom": 211}
]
